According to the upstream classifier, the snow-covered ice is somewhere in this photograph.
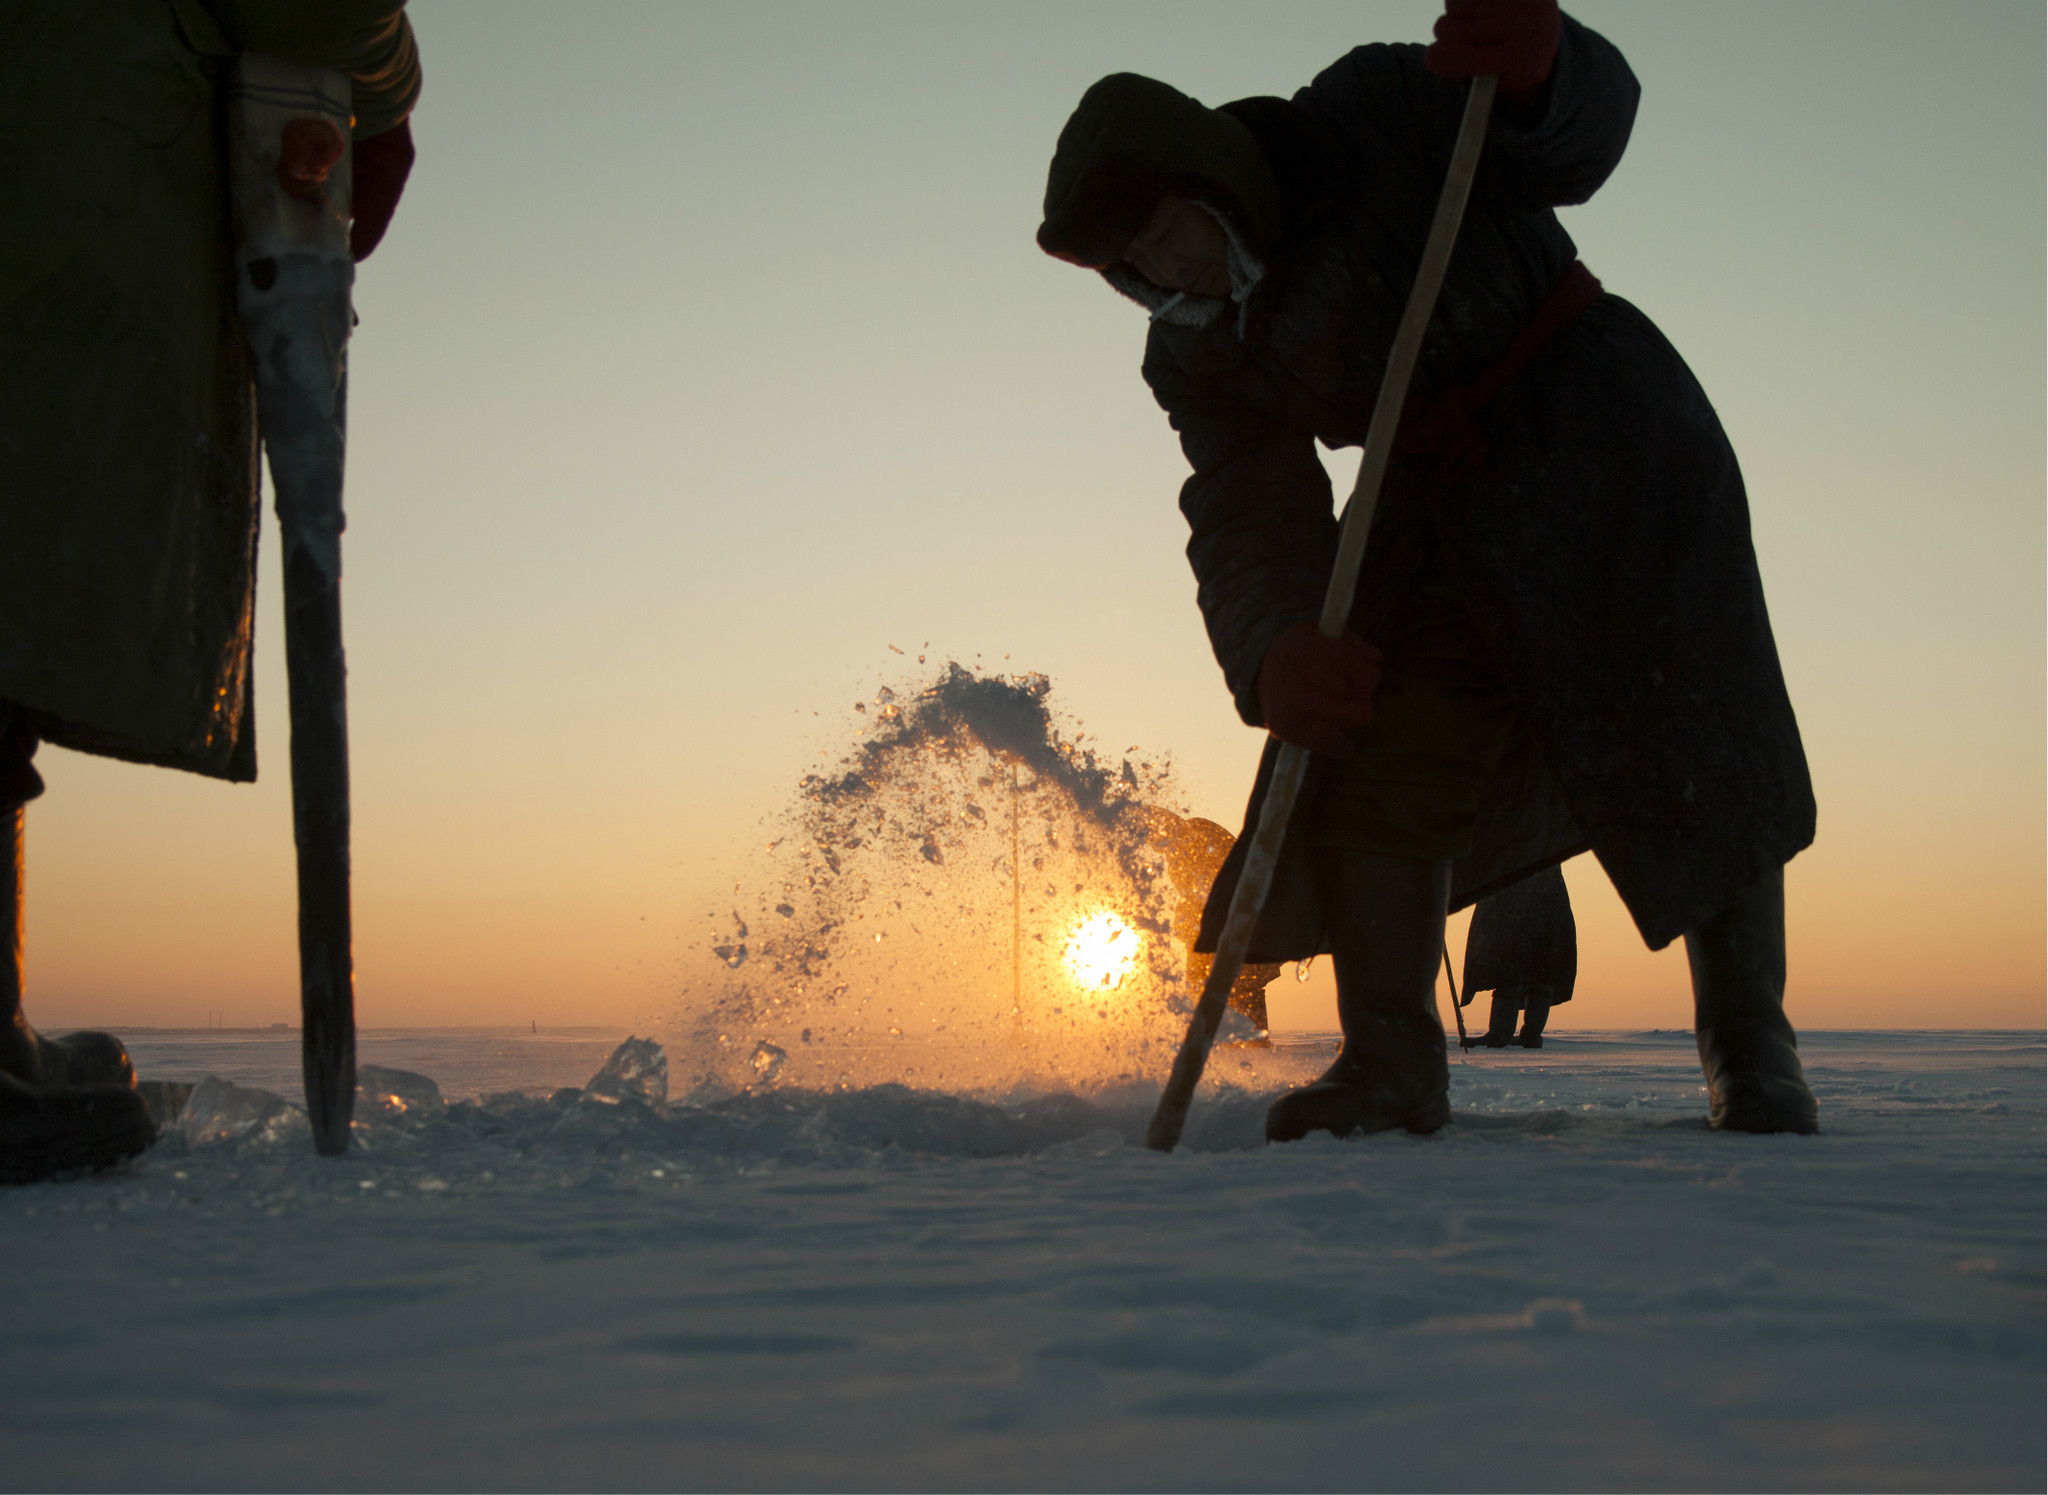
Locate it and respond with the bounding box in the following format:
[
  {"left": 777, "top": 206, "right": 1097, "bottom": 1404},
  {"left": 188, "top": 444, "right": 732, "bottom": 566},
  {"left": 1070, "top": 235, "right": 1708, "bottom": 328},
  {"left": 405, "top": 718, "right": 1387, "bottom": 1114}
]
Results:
[{"left": 0, "top": 1028, "right": 2040, "bottom": 1491}]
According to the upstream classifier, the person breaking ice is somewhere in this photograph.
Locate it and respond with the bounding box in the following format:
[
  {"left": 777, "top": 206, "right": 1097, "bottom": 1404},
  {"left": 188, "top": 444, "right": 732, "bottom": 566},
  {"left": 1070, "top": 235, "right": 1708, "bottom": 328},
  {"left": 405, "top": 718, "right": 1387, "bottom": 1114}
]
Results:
[{"left": 1035, "top": 0, "right": 1818, "bottom": 1141}]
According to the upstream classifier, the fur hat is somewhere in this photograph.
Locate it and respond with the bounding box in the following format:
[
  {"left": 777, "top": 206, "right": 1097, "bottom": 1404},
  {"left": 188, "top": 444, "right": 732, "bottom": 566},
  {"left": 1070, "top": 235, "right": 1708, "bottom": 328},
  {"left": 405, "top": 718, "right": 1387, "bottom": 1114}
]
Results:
[{"left": 1037, "top": 73, "right": 1284, "bottom": 270}]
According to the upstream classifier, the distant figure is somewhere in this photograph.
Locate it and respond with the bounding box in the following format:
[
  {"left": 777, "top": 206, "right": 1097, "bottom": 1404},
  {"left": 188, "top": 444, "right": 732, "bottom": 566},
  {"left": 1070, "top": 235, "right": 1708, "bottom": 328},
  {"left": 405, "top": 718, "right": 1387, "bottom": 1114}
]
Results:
[{"left": 1461, "top": 864, "right": 1575, "bottom": 1048}]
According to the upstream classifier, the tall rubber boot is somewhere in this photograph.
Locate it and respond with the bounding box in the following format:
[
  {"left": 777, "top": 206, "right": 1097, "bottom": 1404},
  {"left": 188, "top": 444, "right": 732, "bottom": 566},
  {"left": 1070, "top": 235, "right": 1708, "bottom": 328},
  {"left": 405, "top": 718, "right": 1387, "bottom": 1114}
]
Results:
[
  {"left": 1, "top": 1071, "right": 155, "bottom": 1185},
  {"left": 1471, "top": 992, "right": 1517, "bottom": 1048},
  {"left": 0, "top": 800, "right": 152, "bottom": 1183},
  {"left": 0, "top": 792, "right": 134, "bottom": 1089},
  {"left": 1685, "top": 865, "right": 1818, "bottom": 1134},
  {"left": 1517, "top": 992, "right": 1551, "bottom": 1048},
  {"left": 1266, "top": 850, "right": 1451, "bottom": 1142}
]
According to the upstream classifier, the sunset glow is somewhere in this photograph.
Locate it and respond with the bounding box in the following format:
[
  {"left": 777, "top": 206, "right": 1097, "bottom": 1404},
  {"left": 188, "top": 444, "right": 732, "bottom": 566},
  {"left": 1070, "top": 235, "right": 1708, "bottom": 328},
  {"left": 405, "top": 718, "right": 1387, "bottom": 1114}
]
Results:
[{"left": 1062, "top": 910, "right": 1141, "bottom": 993}]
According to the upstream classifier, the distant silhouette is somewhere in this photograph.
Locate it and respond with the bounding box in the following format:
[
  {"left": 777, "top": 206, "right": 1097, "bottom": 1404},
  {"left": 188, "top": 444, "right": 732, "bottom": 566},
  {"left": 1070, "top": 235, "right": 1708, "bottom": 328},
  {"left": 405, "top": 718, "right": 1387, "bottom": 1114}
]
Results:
[{"left": 1461, "top": 864, "right": 1576, "bottom": 1049}]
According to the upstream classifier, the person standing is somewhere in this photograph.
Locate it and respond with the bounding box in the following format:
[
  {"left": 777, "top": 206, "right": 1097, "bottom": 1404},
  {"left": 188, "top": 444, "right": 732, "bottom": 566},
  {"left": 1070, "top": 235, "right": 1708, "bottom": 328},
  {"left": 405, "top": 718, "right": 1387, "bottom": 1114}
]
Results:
[
  {"left": 0, "top": 0, "right": 422, "bottom": 1182},
  {"left": 1461, "top": 863, "right": 1575, "bottom": 1048}
]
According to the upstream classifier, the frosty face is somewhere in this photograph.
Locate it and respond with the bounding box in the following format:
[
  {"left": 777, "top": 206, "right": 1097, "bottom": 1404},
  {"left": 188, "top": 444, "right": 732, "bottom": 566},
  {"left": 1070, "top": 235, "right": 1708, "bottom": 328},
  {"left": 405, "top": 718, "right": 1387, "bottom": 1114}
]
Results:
[{"left": 1124, "top": 197, "right": 1230, "bottom": 298}]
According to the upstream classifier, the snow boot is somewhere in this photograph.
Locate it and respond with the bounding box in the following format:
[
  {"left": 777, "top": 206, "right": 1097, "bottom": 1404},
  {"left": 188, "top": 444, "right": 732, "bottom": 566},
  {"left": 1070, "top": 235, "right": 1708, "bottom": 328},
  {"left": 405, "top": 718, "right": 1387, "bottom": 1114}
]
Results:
[
  {"left": 1266, "top": 850, "right": 1451, "bottom": 1143},
  {"left": 1685, "top": 865, "right": 1818, "bottom": 1134},
  {"left": 1517, "top": 992, "right": 1552, "bottom": 1048},
  {"left": 1470, "top": 992, "right": 1518, "bottom": 1048},
  {"left": 0, "top": 806, "right": 135, "bottom": 1089},
  {"left": 0, "top": 1071, "right": 156, "bottom": 1185}
]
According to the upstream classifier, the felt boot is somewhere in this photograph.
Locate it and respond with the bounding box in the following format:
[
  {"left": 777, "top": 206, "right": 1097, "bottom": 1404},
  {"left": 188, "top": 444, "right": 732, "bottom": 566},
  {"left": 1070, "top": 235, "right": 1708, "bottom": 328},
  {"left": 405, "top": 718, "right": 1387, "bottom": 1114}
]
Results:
[
  {"left": 0, "top": 802, "right": 135, "bottom": 1089},
  {"left": 0, "top": 1071, "right": 156, "bottom": 1185},
  {"left": 1470, "top": 992, "right": 1517, "bottom": 1048},
  {"left": 1266, "top": 850, "right": 1451, "bottom": 1143},
  {"left": 1517, "top": 990, "right": 1552, "bottom": 1048},
  {"left": 1685, "top": 865, "right": 1817, "bottom": 1134}
]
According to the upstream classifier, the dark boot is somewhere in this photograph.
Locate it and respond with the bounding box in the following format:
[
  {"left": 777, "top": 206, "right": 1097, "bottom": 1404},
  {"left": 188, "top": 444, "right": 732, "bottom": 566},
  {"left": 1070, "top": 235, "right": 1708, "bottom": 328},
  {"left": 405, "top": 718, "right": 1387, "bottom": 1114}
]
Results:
[
  {"left": 0, "top": 1071, "right": 156, "bottom": 1185},
  {"left": 1685, "top": 866, "right": 1817, "bottom": 1134},
  {"left": 1517, "top": 989, "right": 1552, "bottom": 1048},
  {"left": 0, "top": 798, "right": 136, "bottom": 1089},
  {"left": 1266, "top": 850, "right": 1451, "bottom": 1143},
  {"left": 1470, "top": 992, "right": 1517, "bottom": 1048}
]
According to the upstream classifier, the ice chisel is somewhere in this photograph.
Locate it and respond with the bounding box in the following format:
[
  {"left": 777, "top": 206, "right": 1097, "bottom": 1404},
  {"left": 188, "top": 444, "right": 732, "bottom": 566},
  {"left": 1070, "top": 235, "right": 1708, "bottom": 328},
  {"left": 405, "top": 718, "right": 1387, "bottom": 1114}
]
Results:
[
  {"left": 1144, "top": 75, "right": 1499, "bottom": 1153},
  {"left": 226, "top": 58, "right": 360, "bottom": 1156},
  {"left": 1444, "top": 942, "right": 1470, "bottom": 1049}
]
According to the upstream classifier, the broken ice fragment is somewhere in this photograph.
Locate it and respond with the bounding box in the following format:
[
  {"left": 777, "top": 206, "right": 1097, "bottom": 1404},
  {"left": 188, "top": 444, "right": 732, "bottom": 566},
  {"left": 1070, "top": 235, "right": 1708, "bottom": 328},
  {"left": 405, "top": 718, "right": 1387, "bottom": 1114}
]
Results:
[
  {"left": 874, "top": 686, "right": 896, "bottom": 704},
  {"left": 586, "top": 1036, "right": 669, "bottom": 1110},
  {"left": 713, "top": 943, "right": 748, "bottom": 969},
  {"left": 750, "top": 1042, "right": 787, "bottom": 1082},
  {"left": 775, "top": 903, "right": 795, "bottom": 918},
  {"left": 1295, "top": 956, "right": 1315, "bottom": 982},
  {"left": 356, "top": 1065, "right": 444, "bottom": 1125},
  {"left": 179, "top": 1076, "right": 295, "bottom": 1149},
  {"left": 919, "top": 839, "right": 944, "bottom": 865}
]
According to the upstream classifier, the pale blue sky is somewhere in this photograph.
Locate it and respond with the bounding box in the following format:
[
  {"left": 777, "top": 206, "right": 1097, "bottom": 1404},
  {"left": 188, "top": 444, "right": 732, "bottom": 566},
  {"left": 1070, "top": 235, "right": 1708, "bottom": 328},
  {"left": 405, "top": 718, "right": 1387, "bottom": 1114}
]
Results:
[{"left": 30, "top": 1, "right": 2043, "bottom": 1030}]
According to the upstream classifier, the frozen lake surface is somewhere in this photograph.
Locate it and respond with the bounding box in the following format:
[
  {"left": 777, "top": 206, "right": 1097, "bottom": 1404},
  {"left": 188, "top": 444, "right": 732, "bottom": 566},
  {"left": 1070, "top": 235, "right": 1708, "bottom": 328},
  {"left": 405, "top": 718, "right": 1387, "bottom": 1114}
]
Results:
[{"left": 1, "top": 1029, "right": 2040, "bottom": 1491}]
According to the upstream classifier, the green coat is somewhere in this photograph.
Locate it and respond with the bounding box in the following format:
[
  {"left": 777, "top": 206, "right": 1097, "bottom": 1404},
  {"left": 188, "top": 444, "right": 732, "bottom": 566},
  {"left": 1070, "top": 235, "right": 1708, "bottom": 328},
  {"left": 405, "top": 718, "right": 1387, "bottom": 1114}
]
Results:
[{"left": 0, "top": 0, "right": 418, "bottom": 780}]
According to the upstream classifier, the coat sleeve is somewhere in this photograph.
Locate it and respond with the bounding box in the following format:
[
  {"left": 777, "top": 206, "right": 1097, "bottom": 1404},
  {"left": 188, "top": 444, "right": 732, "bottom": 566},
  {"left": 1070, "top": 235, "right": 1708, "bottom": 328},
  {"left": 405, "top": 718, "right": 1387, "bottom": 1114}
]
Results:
[
  {"left": 1483, "top": 14, "right": 1639, "bottom": 209},
  {"left": 1297, "top": 13, "right": 1638, "bottom": 214},
  {"left": 1146, "top": 340, "right": 1336, "bottom": 727}
]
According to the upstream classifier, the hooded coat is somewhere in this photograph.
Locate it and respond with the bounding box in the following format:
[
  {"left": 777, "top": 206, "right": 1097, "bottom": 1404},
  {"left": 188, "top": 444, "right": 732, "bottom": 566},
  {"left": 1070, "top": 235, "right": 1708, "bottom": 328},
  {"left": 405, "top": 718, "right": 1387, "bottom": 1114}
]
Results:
[
  {"left": 1171, "top": 16, "right": 1813, "bottom": 955},
  {"left": 0, "top": 0, "right": 418, "bottom": 780}
]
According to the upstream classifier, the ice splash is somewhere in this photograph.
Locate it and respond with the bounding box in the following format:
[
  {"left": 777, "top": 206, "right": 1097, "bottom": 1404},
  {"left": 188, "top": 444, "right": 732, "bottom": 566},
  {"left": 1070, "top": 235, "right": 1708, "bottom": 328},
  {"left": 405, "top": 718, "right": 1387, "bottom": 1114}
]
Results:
[{"left": 676, "top": 663, "right": 1251, "bottom": 1099}]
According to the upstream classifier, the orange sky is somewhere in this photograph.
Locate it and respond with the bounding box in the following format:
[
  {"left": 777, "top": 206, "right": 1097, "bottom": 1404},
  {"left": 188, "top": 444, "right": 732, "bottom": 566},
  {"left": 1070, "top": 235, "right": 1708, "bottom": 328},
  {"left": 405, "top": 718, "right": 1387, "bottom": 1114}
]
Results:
[{"left": 20, "top": 1, "right": 2044, "bottom": 1035}]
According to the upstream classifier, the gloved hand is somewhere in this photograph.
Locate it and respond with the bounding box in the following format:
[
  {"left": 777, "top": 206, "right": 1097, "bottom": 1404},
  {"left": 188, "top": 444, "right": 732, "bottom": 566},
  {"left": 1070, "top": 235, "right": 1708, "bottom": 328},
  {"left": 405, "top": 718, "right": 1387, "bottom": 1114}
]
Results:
[
  {"left": 1257, "top": 622, "right": 1383, "bottom": 758},
  {"left": 1425, "top": 0, "right": 1562, "bottom": 104},
  {"left": 350, "top": 118, "right": 416, "bottom": 262}
]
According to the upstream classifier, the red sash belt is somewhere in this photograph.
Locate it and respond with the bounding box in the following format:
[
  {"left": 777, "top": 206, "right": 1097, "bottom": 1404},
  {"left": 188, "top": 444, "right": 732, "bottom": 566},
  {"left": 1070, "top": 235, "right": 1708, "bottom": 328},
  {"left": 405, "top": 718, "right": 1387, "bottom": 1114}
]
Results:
[{"left": 1394, "top": 259, "right": 1603, "bottom": 483}]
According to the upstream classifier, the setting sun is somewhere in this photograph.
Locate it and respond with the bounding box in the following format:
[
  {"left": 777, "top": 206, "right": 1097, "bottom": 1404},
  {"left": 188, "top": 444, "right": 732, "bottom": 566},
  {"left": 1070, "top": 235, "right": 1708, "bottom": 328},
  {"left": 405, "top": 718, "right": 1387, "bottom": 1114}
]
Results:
[{"left": 1062, "top": 909, "right": 1141, "bottom": 992}]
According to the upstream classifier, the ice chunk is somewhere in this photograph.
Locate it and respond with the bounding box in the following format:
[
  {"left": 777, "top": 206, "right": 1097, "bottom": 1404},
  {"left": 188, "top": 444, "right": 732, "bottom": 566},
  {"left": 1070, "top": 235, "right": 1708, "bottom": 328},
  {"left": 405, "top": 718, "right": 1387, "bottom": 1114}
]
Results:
[
  {"left": 179, "top": 1076, "right": 296, "bottom": 1149},
  {"left": 356, "top": 1065, "right": 445, "bottom": 1125},
  {"left": 586, "top": 1037, "right": 668, "bottom": 1110},
  {"left": 750, "top": 1041, "right": 788, "bottom": 1084}
]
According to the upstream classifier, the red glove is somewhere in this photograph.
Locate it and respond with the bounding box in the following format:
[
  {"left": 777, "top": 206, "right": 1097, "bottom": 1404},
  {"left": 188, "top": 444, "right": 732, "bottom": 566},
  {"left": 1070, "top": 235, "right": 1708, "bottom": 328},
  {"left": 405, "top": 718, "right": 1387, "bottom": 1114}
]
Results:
[
  {"left": 1425, "top": 0, "right": 1561, "bottom": 104},
  {"left": 1257, "top": 622, "right": 1384, "bottom": 759},
  {"left": 350, "top": 119, "right": 416, "bottom": 262}
]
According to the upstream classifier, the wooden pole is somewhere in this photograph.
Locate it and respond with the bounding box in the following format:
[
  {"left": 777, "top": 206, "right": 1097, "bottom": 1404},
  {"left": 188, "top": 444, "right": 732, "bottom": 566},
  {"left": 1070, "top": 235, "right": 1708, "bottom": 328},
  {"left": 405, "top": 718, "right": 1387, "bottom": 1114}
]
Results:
[
  {"left": 1146, "top": 76, "right": 1499, "bottom": 1153},
  {"left": 1011, "top": 765, "right": 1022, "bottom": 1021},
  {"left": 226, "top": 58, "right": 359, "bottom": 1156},
  {"left": 1444, "top": 942, "right": 1470, "bottom": 1049}
]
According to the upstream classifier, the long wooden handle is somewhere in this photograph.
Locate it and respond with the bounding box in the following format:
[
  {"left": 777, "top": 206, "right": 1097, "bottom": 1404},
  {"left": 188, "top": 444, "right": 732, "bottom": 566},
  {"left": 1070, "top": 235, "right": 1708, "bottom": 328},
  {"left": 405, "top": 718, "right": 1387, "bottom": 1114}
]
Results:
[
  {"left": 226, "top": 56, "right": 360, "bottom": 1158},
  {"left": 1144, "top": 75, "right": 1498, "bottom": 1154}
]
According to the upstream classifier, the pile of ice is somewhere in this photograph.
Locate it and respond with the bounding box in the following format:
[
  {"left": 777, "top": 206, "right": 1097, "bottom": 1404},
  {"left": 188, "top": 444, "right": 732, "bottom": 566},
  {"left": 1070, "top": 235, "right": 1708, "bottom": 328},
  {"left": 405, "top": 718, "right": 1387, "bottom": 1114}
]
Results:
[{"left": 142, "top": 1037, "right": 1277, "bottom": 1185}]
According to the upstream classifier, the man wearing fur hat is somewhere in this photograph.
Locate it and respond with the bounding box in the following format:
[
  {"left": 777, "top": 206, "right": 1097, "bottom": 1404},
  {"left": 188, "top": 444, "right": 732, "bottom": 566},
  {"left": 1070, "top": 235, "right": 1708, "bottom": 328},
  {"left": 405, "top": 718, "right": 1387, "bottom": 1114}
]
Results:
[{"left": 1037, "top": 0, "right": 1818, "bottom": 1141}]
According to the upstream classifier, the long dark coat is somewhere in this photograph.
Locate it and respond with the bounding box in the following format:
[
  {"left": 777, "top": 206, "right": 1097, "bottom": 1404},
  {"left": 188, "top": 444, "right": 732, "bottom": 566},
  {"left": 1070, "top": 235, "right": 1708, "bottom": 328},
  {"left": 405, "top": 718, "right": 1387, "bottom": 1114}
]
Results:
[
  {"left": 0, "top": 0, "right": 417, "bottom": 780},
  {"left": 1461, "top": 862, "right": 1576, "bottom": 1007},
  {"left": 1182, "top": 16, "right": 1814, "bottom": 955}
]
